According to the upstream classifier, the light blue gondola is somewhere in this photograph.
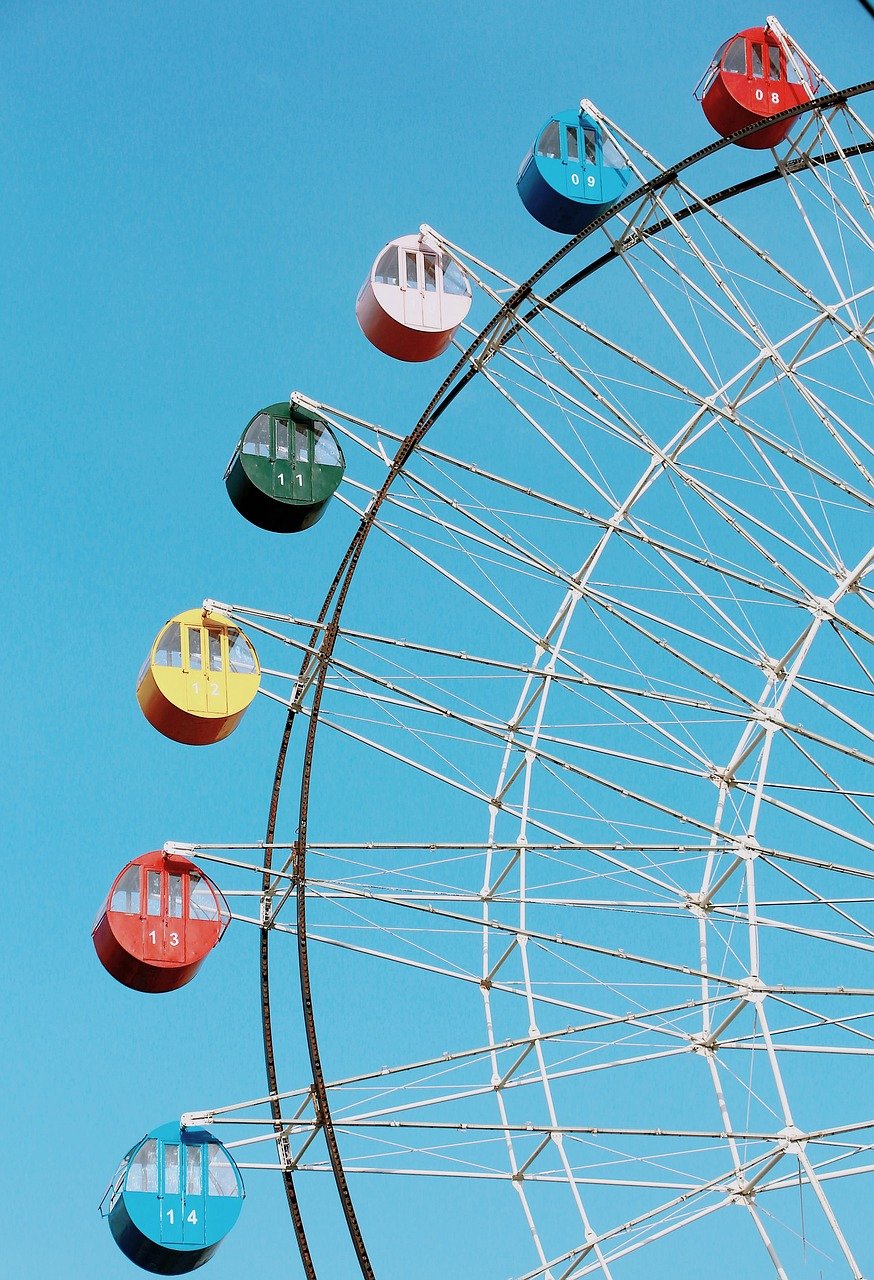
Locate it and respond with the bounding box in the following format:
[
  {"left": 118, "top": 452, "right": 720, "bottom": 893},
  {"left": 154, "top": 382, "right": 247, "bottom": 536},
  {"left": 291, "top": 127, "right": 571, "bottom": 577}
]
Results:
[
  {"left": 517, "top": 106, "right": 631, "bottom": 234},
  {"left": 102, "top": 1122, "right": 244, "bottom": 1274}
]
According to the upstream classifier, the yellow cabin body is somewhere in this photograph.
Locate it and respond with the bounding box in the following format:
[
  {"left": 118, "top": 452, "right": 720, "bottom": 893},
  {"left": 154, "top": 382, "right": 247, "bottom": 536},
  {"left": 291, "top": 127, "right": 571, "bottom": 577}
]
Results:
[{"left": 137, "top": 608, "right": 260, "bottom": 745}]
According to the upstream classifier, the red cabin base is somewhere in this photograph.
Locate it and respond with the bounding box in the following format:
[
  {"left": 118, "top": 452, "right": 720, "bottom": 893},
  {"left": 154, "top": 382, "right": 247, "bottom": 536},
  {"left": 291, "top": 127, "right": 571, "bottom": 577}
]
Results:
[
  {"left": 702, "top": 75, "right": 809, "bottom": 150},
  {"left": 92, "top": 914, "right": 205, "bottom": 992},
  {"left": 356, "top": 286, "right": 455, "bottom": 362}
]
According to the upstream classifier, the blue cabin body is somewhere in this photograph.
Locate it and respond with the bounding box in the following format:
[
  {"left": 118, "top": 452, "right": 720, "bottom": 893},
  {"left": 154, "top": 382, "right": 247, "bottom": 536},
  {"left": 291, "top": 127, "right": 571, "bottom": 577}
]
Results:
[
  {"left": 517, "top": 108, "right": 631, "bottom": 234},
  {"left": 105, "top": 1123, "right": 244, "bottom": 1274}
]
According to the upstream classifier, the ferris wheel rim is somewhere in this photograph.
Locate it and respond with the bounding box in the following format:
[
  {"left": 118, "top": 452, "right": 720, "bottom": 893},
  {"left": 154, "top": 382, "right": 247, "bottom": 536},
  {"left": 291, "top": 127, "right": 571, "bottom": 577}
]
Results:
[{"left": 257, "top": 81, "right": 874, "bottom": 1279}]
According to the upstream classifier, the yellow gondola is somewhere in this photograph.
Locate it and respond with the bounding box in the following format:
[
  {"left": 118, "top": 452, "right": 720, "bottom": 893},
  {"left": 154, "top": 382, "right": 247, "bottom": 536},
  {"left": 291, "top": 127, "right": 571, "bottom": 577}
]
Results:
[{"left": 136, "top": 608, "right": 260, "bottom": 745}]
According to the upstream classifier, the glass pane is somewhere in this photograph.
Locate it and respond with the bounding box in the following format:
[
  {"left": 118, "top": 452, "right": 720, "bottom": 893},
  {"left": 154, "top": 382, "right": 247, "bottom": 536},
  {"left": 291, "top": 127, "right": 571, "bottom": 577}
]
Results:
[
  {"left": 147, "top": 871, "right": 161, "bottom": 916},
  {"left": 405, "top": 251, "right": 418, "bottom": 289},
  {"left": 785, "top": 54, "right": 810, "bottom": 86},
  {"left": 536, "top": 120, "right": 560, "bottom": 158},
  {"left": 207, "top": 1145, "right": 239, "bottom": 1197},
  {"left": 167, "top": 875, "right": 183, "bottom": 919},
  {"left": 768, "top": 45, "right": 781, "bottom": 79},
  {"left": 374, "top": 246, "right": 399, "bottom": 285},
  {"left": 275, "top": 419, "right": 289, "bottom": 460},
  {"left": 227, "top": 630, "right": 257, "bottom": 675},
  {"left": 111, "top": 866, "right": 140, "bottom": 914},
  {"left": 566, "top": 126, "right": 579, "bottom": 162},
  {"left": 127, "top": 1140, "right": 158, "bottom": 1193},
  {"left": 208, "top": 632, "right": 223, "bottom": 673},
  {"left": 188, "top": 628, "right": 202, "bottom": 671},
  {"left": 711, "top": 37, "right": 731, "bottom": 64},
  {"left": 313, "top": 424, "right": 342, "bottom": 467},
  {"left": 723, "top": 36, "right": 746, "bottom": 74},
  {"left": 422, "top": 255, "right": 437, "bottom": 292},
  {"left": 602, "top": 137, "right": 625, "bottom": 169},
  {"left": 584, "top": 127, "right": 597, "bottom": 165},
  {"left": 440, "top": 257, "right": 468, "bottom": 297},
  {"left": 242, "top": 413, "right": 271, "bottom": 457},
  {"left": 155, "top": 623, "right": 182, "bottom": 668},
  {"left": 189, "top": 874, "right": 219, "bottom": 921},
  {"left": 295, "top": 424, "right": 309, "bottom": 462},
  {"left": 164, "top": 1144, "right": 179, "bottom": 1195},
  {"left": 751, "top": 42, "right": 764, "bottom": 77},
  {"left": 186, "top": 1145, "right": 202, "bottom": 1197},
  {"left": 695, "top": 40, "right": 726, "bottom": 100}
]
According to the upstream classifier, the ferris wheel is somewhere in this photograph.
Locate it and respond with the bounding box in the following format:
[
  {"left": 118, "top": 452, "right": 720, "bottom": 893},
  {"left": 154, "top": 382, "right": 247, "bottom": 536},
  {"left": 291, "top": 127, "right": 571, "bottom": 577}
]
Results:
[{"left": 95, "top": 17, "right": 874, "bottom": 1280}]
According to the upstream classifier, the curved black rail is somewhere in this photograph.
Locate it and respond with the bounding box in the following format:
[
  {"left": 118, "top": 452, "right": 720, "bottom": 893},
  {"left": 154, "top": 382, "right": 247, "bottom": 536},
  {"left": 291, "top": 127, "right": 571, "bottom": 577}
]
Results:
[
  {"left": 260, "top": 83, "right": 874, "bottom": 1277},
  {"left": 259, "top": 708, "right": 318, "bottom": 1278}
]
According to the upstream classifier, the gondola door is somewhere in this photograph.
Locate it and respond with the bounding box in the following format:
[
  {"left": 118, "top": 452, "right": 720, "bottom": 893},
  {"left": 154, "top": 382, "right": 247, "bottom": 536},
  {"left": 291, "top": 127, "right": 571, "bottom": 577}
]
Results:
[
  {"left": 289, "top": 419, "right": 313, "bottom": 504},
  {"left": 566, "top": 122, "right": 600, "bottom": 202},
  {"left": 183, "top": 624, "right": 208, "bottom": 715},
  {"left": 181, "top": 1144, "right": 208, "bottom": 1246},
  {"left": 421, "top": 251, "right": 441, "bottom": 330},
  {"left": 159, "top": 1141, "right": 184, "bottom": 1245},
  {"left": 759, "top": 39, "right": 785, "bottom": 112},
  {"left": 749, "top": 36, "right": 767, "bottom": 106},
  {"left": 401, "top": 248, "right": 424, "bottom": 327},
  {"left": 204, "top": 628, "right": 229, "bottom": 717},
  {"left": 142, "top": 867, "right": 165, "bottom": 962},
  {"left": 165, "top": 870, "right": 186, "bottom": 965},
  {"left": 271, "top": 417, "right": 294, "bottom": 501}
]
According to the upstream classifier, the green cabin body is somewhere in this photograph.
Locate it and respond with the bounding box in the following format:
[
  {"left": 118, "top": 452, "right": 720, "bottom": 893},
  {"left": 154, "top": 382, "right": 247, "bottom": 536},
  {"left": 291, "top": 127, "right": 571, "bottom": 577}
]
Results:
[{"left": 225, "top": 402, "right": 345, "bottom": 533}]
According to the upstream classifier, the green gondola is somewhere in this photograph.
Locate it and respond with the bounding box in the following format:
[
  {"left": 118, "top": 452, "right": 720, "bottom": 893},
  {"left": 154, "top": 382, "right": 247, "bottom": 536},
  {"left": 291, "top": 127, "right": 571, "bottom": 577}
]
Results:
[{"left": 225, "top": 401, "right": 345, "bottom": 533}]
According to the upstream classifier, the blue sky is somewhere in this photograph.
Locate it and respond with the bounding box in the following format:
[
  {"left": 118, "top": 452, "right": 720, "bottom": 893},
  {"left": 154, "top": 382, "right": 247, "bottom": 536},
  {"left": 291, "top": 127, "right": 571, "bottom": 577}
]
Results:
[{"left": 2, "top": 2, "right": 873, "bottom": 1277}]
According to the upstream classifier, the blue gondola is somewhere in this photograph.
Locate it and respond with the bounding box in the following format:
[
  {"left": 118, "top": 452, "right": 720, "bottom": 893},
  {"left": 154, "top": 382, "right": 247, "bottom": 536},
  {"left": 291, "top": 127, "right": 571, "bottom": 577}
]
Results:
[
  {"left": 517, "top": 106, "right": 631, "bottom": 234},
  {"left": 102, "top": 1122, "right": 244, "bottom": 1274}
]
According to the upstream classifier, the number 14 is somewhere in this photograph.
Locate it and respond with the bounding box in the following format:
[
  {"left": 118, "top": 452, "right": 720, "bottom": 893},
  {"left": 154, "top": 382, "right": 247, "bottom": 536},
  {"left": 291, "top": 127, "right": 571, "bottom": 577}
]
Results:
[{"left": 165, "top": 1209, "right": 198, "bottom": 1224}]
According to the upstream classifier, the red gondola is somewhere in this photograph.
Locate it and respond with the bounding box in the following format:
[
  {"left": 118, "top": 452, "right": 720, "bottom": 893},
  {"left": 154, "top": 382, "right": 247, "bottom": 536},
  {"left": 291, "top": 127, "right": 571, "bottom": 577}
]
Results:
[
  {"left": 696, "top": 23, "right": 818, "bottom": 150},
  {"left": 93, "top": 850, "right": 230, "bottom": 993}
]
